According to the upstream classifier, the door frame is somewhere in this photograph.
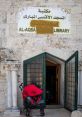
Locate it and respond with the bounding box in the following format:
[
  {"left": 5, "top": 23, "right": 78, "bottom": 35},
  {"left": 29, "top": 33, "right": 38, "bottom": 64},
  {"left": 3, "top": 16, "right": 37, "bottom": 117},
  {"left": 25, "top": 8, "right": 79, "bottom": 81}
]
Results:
[{"left": 56, "top": 64, "right": 61, "bottom": 104}]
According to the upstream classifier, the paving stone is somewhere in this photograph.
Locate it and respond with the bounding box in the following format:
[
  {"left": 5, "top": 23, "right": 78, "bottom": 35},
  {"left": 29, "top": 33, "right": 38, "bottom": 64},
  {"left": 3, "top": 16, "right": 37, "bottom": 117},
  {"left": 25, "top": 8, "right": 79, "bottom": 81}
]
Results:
[{"left": 0, "top": 108, "right": 71, "bottom": 117}]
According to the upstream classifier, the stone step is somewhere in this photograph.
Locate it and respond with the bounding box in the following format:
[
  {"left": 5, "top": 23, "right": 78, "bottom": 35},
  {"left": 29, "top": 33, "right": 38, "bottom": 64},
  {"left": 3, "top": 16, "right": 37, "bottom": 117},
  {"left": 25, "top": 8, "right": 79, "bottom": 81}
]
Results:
[{"left": 4, "top": 109, "right": 20, "bottom": 117}]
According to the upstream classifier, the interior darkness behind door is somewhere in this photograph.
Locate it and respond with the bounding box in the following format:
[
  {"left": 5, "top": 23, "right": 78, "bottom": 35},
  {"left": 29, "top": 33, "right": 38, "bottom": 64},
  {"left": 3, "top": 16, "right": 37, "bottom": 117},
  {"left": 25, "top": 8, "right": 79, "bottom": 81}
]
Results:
[{"left": 46, "top": 66, "right": 56, "bottom": 105}]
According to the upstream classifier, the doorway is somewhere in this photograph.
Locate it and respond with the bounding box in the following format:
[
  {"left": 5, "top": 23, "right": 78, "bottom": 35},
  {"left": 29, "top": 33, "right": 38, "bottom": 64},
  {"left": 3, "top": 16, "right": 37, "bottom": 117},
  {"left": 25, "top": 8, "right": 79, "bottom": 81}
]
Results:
[
  {"left": 46, "top": 60, "right": 60, "bottom": 105},
  {"left": 23, "top": 51, "right": 78, "bottom": 110}
]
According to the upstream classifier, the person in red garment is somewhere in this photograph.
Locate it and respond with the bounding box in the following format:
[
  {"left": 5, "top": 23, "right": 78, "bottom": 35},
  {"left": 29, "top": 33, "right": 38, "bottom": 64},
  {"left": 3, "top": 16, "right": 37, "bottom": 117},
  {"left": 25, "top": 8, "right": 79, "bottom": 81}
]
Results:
[{"left": 22, "top": 82, "right": 45, "bottom": 116}]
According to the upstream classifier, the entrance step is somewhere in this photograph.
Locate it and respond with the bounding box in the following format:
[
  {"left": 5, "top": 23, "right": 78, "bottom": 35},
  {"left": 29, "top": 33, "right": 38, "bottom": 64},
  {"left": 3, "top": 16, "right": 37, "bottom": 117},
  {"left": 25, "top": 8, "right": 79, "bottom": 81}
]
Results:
[
  {"left": 77, "top": 105, "right": 82, "bottom": 111},
  {"left": 46, "top": 105, "right": 63, "bottom": 109}
]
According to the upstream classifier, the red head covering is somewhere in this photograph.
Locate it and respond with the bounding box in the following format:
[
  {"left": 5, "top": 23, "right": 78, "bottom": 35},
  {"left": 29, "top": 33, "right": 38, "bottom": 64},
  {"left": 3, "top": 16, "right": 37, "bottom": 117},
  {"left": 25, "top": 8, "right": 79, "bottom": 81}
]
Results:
[{"left": 22, "top": 84, "right": 43, "bottom": 99}]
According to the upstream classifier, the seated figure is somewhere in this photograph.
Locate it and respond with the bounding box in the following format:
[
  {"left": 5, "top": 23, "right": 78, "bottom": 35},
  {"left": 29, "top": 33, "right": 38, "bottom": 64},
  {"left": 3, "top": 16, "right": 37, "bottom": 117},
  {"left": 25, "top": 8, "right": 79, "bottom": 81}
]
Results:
[{"left": 22, "top": 83, "right": 45, "bottom": 116}]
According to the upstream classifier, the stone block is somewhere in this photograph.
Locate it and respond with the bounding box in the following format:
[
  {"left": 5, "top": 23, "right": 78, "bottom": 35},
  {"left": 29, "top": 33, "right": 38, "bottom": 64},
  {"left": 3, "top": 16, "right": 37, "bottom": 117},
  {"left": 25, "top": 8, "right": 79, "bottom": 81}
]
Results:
[
  {"left": 71, "top": 110, "right": 82, "bottom": 117},
  {"left": 4, "top": 109, "right": 20, "bottom": 117},
  {"left": 0, "top": 11, "right": 7, "bottom": 23},
  {"left": 71, "top": 5, "right": 82, "bottom": 14}
]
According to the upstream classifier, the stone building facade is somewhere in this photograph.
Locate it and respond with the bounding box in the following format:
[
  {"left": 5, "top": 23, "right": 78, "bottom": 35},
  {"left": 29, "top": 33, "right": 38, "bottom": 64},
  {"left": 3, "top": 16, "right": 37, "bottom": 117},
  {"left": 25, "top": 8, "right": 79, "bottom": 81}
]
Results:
[{"left": 0, "top": 0, "right": 82, "bottom": 115}]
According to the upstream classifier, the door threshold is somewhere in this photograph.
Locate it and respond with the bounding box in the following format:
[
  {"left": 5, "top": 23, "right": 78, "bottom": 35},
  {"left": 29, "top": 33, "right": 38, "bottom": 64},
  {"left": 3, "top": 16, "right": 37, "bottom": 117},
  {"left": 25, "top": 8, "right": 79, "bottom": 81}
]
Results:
[{"left": 46, "top": 105, "right": 64, "bottom": 109}]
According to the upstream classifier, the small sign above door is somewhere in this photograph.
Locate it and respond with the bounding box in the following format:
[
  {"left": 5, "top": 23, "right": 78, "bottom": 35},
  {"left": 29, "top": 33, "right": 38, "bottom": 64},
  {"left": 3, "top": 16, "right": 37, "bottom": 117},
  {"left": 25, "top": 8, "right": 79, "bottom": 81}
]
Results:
[{"left": 18, "top": 7, "right": 71, "bottom": 34}]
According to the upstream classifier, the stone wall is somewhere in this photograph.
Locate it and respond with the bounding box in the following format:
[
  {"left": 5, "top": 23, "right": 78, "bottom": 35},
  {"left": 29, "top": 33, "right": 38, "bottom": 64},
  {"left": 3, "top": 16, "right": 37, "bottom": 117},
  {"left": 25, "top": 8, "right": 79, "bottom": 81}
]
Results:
[
  {"left": 0, "top": 62, "right": 6, "bottom": 112},
  {"left": 0, "top": 0, "right": 82, "bottom": 112},
  {"left": 0, "top": 48, "right": 22, "bottom": 112},
  {"left": 0, "top": 0, "right": 82, "bottom": 61}
]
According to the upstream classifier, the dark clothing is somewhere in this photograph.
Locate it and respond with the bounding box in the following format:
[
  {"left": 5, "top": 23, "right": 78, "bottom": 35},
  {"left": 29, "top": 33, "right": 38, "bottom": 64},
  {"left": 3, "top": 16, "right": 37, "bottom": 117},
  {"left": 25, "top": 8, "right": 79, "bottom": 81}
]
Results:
[{"left": 24, "top": 95, "right": 45, "bottom": 116}]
